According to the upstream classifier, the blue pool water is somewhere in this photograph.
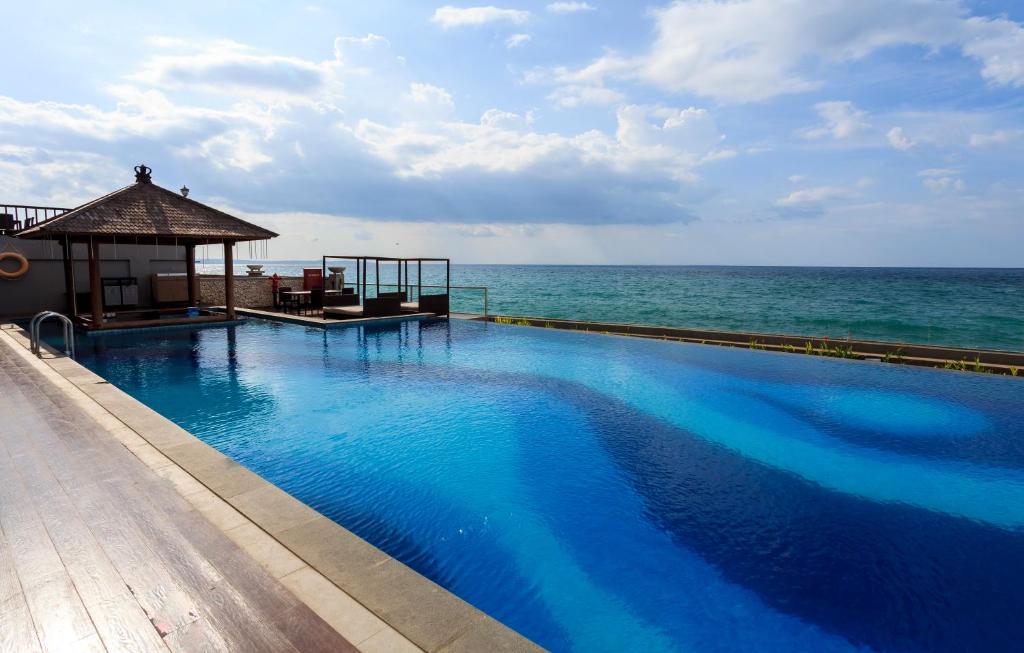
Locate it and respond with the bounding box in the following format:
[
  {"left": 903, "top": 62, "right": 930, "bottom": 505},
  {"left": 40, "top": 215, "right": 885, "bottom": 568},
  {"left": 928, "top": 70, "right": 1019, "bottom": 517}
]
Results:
[{"left": 72, "top": 318, "right": 1024, "bottom": 652}]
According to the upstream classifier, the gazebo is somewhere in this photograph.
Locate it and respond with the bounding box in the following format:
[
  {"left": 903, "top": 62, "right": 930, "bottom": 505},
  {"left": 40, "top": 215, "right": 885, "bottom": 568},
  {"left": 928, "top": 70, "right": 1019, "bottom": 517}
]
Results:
[{"left": 16, "top": 164, "right": 277, "bottom": 329}]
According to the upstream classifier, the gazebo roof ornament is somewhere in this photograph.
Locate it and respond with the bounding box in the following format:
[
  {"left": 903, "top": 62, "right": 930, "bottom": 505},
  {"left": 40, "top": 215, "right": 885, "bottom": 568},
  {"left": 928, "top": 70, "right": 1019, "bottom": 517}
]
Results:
[{"left": 134, "top": 164, "right": 153, "bottom": 183}]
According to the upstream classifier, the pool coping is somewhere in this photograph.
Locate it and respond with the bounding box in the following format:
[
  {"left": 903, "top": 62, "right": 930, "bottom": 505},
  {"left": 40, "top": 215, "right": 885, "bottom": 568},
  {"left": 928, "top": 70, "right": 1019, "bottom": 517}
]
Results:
[
  {"left": 0, "top": 323, "right": 545, "bottom": 653},
  {"left": 482, "top": 314, "right": 1024, "bottom": 376},
  {"left": 220, "top": 306, "right": 442, "bottom": 329}
]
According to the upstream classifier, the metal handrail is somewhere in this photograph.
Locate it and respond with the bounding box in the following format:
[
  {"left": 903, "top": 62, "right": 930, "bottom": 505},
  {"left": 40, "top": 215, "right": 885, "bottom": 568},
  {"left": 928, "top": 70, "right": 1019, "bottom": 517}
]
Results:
[
  {"left": 349, "top": 282, "right": 489, "bottom": 317},
  {"left": 30, "top": 311, "right": 75, "bottom": 359},
  {"left": 0, "top": 204, "right": 71, "bottom": 234}
]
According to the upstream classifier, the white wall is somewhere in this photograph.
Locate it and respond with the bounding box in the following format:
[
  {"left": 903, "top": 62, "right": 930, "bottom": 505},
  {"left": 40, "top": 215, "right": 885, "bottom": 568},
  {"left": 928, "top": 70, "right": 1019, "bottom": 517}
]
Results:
[{"left": 0, "top": 235, "right": 189, "bottom": 318}]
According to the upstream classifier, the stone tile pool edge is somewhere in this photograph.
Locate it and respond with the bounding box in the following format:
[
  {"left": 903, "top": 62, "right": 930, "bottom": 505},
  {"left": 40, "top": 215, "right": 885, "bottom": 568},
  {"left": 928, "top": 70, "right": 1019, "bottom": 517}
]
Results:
[{"left": 0, "top": 324, "right": 544, "bottom": 653}]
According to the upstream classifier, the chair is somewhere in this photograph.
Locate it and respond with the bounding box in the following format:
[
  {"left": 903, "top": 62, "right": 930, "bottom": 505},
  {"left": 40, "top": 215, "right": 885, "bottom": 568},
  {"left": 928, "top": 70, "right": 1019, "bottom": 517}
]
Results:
[
  {"left": 278, "top": 287, "right": 298, "bottom": 314},
  {"left": 306, "top": 288, "right": 323, "bottom": 315}
]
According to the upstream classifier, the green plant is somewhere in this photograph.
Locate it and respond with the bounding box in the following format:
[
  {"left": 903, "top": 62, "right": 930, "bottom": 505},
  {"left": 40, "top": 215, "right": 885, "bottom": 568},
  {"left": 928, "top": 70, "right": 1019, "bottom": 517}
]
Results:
[
  {"left": 493, "top": 316, "right": 532, "bottom": 327},
  {"left": 971, "top": 357, "right": 990, "bottom": 374},
  {"left": 830, "top": 344, "right": 858, "bottom": 359},
  {"left": 1010, "top": 366, "right": 1019, "bottom": 377},
  {"left": 543, "top": 321, "right": 554, "bottom": 328},
  {"left": 783, "top": 344, "right": 795, "bottom": 353},
  {"left": 943, "top": 358, "right": 968, "bottom": 371},
  {"left": 749, "top": 339, "right": 767, "bottom": 351},
  {"left": 882, "top": 348, "right": 906, "bottom": 364},
  {"left": 804, "top": 341, "right": 814, "bottom": 355}
]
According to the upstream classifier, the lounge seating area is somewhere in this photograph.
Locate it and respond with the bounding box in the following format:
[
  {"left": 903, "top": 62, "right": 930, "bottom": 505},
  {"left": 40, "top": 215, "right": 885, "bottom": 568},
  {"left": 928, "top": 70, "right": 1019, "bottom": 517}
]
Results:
[{"left": 272, "top": 255, "right": 450, "bottom": 322}]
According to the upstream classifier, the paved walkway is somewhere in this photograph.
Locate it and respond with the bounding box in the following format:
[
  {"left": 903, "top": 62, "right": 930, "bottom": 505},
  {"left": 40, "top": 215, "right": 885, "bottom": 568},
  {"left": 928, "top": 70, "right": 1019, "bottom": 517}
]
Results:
[{"left": 0, "top": 341, "right": 358, "bottom": 652}]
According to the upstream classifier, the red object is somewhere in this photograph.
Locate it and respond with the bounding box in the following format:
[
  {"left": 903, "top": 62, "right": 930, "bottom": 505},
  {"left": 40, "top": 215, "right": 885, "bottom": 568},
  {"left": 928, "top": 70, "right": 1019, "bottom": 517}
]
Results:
[
  {"left": 303, "top": 268, "right": 323, "bottom": 291},
  {"left": 269, "top": 273, "right": 282, "bottom": 291}
]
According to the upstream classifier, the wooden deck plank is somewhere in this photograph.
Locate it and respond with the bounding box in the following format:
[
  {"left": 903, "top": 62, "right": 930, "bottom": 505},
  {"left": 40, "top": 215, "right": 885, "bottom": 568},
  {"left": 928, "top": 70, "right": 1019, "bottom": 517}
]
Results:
[
  {"left": 0, "top": 590, "right": 43, "bottom": 653},
  {"left": 3, "top": 432, "right": 170, "bottom": 653},
  {"left": 0, "top": 441, "right": 102, "bottom": 653},
  {"left": 0, "top": 525, "right": 42, "bottom": 653},
  {"left": 0, "top": 363, "right": 241, "bottom": 649},
  {"left": 12, "top": 401, "right": 298, "bottom": 652},
  {"left": 7, "top": 357, "right": 322, "bottom": 651},
  {"left": 0, "top": 343, "right": 356, "bottom": 653}
]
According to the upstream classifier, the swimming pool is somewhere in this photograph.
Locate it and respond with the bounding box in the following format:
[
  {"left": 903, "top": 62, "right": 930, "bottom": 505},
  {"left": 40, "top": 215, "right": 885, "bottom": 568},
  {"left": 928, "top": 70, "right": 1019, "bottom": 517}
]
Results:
[{"left": 72, "top": 318, "right": 1024, "bottom": 652}]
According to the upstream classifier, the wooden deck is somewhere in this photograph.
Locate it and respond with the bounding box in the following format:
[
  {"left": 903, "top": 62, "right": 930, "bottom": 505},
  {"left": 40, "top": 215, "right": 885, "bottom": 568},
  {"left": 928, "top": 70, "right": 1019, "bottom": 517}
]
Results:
[{"left": 0, "top": 343, "right": 358, "bottom": 652}]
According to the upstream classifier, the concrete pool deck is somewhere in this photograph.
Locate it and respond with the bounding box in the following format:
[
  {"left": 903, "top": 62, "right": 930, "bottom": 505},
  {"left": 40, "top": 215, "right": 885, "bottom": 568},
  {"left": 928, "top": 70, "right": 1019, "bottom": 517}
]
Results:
[{"left": 0, "top": 324, "right": 543, "bottom": 653}]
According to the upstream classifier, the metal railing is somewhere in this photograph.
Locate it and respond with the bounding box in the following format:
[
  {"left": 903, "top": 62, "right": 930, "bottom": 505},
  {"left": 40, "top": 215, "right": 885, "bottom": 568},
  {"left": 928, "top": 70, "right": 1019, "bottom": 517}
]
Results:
[
  {"left": 346, "top": 283, "right": 489, "bottom": 317},
  {"left": 0, "top": 204, "right": 71, "bottom": 234},
  {"left": 30, "top": 311, "right": 75, "bottom": 359}
]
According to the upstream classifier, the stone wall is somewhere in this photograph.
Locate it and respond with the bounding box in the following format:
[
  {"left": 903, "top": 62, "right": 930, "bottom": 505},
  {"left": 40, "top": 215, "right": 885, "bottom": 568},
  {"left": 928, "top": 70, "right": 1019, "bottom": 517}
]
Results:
[{"left": 199, "top": 275, "right": 302, "bottom": 308}]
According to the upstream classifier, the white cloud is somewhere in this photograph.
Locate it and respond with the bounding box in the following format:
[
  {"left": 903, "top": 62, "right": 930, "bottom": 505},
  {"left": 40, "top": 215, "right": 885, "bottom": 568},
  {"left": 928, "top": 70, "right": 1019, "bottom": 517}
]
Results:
[
  {"left": 800, "top": 101, "right": 869, "bottom": 140},
  {"left": 775, "top": 186, "right": 860, "bottom": 208},
  {"left": 352, "top": 103, "right": 724, "bottom": 185},
  {"left": 0, "top": 86, "right": 275, "bottom": 142},
  {"left": 178, "top": 129, "right": 272, "bottom": 171},
  {"left": 546, "top": 2, "right": 595, "bottom": 14},
  {"left": 541, "top": 0, "right": 1024, "bottom": 103},
  {"left": 962, "top": 16, "right": 1024, "bottom": 87},
  {"left": 0, "top": 26, "right": 730, "bottom": 226},
  {"left": 431, "top": 6, "right": 530, "bottom": 28},
  {"left": 406, "top": 83, "right": 454, "bottom": 108},
  {"left": 548, "top": 84, "right": 624, "bottom": 108},
  {"left": 505, "top": 33, "right": 531, "bottom": 49},
  {"left": 401, "top": 83, "right": 456, "bottom": 121},
  {"left": 133, "top": 40, "right": 329, "bottom": 96},
  {"left": 0, "top": 145, "right": 124, "bottom": 206},
  {"left": 918, "top": 168, "right": 967, "bottom": 193},
  {"left": 788, "top": 175, "right": 806, "bottom": 184},
  {"left": 922, "top": 177, "right": 968, "bottom": 193},
  {"left": 479, "top": 108, "right": 532, "bottom": 130},
  {"left": 886, "top": 126, "right": 915, "bottom": 151},
  {"left": 969, "top": 129, "right": 1023, "bottom": 147}
]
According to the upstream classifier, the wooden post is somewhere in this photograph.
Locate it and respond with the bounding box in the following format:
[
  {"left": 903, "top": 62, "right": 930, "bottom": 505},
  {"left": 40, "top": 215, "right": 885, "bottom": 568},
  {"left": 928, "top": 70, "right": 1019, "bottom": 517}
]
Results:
[
  {"left": 61, "top": 239, "right": 77, "bottom": 317},
  {"left": 88, "top": 238, "right": 102, "bottom": 326},
  {"left": 185, "top": 243, "right": 197, "bottom": 306},
  {"left": 223, "top": 241, "right": 235, "bottom": 319}
]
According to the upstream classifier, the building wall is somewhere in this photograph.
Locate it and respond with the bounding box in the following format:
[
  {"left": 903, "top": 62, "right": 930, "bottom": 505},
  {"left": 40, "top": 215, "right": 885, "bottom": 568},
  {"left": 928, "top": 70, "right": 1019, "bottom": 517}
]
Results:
[
  {"left": 0, "top": 236, "right": 301, "bottom": 317},
  {"left": 199, "top": 275, "right": 302, "bottom": 308}
]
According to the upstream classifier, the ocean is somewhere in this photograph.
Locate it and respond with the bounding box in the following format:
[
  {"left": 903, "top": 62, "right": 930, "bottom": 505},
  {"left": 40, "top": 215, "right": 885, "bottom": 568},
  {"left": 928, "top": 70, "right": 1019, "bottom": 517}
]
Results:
[{"left": 201, "top": 261, "right": 1024, "bottom": 352}]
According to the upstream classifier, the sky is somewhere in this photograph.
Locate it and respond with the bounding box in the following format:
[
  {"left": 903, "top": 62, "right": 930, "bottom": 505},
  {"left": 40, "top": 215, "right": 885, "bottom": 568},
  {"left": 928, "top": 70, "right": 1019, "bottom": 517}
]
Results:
[{"left": 2, "top": 0, "right": 1023, "bottom": 265}]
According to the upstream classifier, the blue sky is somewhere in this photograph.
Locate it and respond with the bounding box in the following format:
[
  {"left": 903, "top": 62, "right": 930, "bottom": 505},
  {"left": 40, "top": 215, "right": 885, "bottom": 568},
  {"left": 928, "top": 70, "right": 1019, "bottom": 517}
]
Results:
[{"left": 2, "top": 1, "right": 1023, "bottom": 264}]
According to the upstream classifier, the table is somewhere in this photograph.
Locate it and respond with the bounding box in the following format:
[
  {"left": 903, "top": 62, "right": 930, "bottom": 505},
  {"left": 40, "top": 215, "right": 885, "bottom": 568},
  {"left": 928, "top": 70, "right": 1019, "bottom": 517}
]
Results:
[{"left": 279, "top": 290, "right": 311, "bottom": 314}]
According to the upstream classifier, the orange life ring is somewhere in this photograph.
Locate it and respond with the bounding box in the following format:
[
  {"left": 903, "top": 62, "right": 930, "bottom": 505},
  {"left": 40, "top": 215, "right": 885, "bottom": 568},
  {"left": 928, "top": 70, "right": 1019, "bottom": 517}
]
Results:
[{"left": 0, "top": 252, "right": 29, "bottom": 280}]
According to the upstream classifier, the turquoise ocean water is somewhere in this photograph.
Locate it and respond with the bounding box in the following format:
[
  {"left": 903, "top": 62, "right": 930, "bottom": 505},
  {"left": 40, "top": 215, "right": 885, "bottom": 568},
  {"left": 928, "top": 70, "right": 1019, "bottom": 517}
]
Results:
[{"left": 204, "top": 262, "right": 1024, "bottom": 351}]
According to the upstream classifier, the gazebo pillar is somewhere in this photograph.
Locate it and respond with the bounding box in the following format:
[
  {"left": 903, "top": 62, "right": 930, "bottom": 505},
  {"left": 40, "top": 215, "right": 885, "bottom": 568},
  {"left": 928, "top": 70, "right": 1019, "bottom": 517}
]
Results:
[
  {"left": 60, "top": 239, "right": 77, "bottom": 317},
  {"left": 223, "top": 240, "right": 235, "bottom": 319},
  {"left": 88, "top": 239, "right": 103, "bottom": 326},
  {"left": 185, "top": 243, "right": 197, "bottom": 306}
]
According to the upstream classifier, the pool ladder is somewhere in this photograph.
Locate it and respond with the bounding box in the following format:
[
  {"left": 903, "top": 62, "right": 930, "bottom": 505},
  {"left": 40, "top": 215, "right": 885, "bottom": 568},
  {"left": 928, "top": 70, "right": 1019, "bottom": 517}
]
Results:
[{"left": 29, "top": 311, "right": 75, "bottom": 359}]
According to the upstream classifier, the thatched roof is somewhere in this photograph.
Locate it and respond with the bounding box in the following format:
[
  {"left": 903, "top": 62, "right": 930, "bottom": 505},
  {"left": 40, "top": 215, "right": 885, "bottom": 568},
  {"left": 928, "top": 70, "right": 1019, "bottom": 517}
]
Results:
[{"left": 17, "top": 166, "right": 277, "bottom": 242}]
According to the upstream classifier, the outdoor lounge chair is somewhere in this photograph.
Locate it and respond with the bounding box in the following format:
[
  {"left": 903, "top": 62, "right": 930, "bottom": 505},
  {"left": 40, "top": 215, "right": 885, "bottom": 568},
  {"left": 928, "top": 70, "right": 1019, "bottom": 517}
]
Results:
[
  {"left": 322, "top": 295, "right": 403, "bottom": 319},
  {"left": 323, "top": 292, "right": 359, "bottom": 308},
  {"left": 418, "top": 293, "right": 449, "bottom": 316}
]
